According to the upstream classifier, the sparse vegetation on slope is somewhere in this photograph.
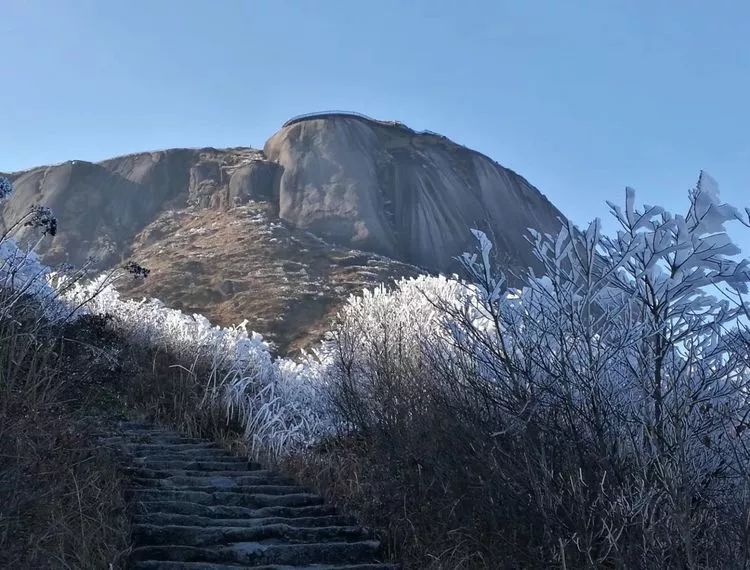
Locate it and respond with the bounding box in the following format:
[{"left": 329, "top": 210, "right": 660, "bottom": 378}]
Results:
[{"left": 116, "top": 202, "right": 419, "bottom": 353}]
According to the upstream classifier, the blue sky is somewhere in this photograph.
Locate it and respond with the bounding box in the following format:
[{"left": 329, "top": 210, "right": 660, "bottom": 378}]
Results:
[{"left": 2, "top": 0, "right": 749, "bottom": 251}]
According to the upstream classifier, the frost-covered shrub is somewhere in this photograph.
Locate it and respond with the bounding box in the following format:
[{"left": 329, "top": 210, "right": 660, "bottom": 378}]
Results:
[
  {"left": 57, "top": 273, "right": 334, "bottom": 456},
  {"left": 24, "top": 205, "right": 57, "bottom": 236},
  {"left": 310, "top": 275, "right": 476, "bottom": 436},
  {"left": 320, "top": 173, "right": 750, "bottom": 568},
  {"left": 0, "top": 238, "right": 57, "bottom": 301}
]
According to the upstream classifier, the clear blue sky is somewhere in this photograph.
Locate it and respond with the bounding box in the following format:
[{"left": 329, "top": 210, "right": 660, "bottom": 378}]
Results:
[{"left": 2, "top": 1, "right": 749, "bottom": 251}]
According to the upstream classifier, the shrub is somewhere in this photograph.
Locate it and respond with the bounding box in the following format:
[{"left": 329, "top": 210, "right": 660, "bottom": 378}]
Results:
[{"left": 306, "top": 173, "right": 750, "bottom": 568}]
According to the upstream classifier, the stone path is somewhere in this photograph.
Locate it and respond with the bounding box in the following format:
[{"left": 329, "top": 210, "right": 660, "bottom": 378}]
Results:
[{"left": 101, "top": 421, "right": 397, "bottom": 570}]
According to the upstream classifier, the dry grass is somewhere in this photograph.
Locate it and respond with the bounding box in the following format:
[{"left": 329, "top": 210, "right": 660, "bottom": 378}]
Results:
[
  {"left": 279, "top": 428, "right": 504, "bottom": 569},
  {"left": 116, "top": 203, "right": 419, "bottom": 354},
  {"left": 0, "top": 409, "right": 131, "bottom": 568},
  {"left": 0, "top": 303, "right": 131, "bottom": 569},
  {"left": 118, "top": 343, "right": 247, "bottom": 447}
]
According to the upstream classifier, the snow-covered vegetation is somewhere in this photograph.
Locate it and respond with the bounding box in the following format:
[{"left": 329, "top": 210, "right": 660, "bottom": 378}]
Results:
[
  {"left": 317, "top": 173, "right": 750, "bottom": 567},
  {"left": 3, "top": 172, "right": 750, "bottom": 566}
]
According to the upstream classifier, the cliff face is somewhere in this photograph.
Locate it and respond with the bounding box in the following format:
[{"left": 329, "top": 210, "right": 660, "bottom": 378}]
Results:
[
  {"left": 1, "top": 113, "right": 565, "bottom": 351},
  {"left": 1, "top": 147, "right": 277, "bottom": 267},
  {"left": 265, "top": 115, "right": 564, "bottom": 274}
]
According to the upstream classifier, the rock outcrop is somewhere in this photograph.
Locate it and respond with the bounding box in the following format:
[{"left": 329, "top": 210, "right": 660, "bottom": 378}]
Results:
[
  {"left": 1, "top": 112, "right": 565, "bottom": 352},
  {"left": 1, "top": 147, "right": 273, "bottom": 267},
  {"left": 265, "top": 114, "right": 564, "bottom": 274}
]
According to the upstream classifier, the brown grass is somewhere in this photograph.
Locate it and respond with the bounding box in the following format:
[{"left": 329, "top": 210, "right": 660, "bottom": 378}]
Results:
[
  {"left": 279, "top": 428, "right": 504, "bottom": 569},
  {"left": 0, "top": 409, "right": 131, "bottom": 568},
  {"left": 0, "top": 304, "right": 131, "bottom": 569},
  {"left": 115, "top": 342, "right": 249, "bottom": 450}
]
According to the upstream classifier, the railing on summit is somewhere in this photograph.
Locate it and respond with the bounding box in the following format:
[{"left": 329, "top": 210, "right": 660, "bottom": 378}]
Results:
[{"left": 282, "top": 110, "right": 402, "bottom": 128}]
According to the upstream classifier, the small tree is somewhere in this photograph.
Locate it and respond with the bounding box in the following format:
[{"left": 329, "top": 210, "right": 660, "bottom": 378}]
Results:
[{"left": 453, "top": 172, "right": 750, "bottom": 567}]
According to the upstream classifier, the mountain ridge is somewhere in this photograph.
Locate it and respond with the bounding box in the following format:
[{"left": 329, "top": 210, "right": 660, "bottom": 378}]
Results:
[{"left": 1, "top": 112, "right": 565, "bottom": 352}]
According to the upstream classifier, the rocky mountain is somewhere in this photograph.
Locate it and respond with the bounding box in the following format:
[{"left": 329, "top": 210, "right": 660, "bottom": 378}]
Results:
[
  {"left": 1, "top": 112, "right": 564, "bottom": 353},
  {"left": 265, "top": 114, "right": 563, "bottom": 272}
]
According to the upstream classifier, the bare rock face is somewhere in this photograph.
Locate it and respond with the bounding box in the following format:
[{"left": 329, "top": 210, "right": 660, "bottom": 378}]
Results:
[
  {"left": 1, "top": 147, "right": 272, "bottom": 266},
  {"left": 265, "top": 114, "right": 564, "bottom": 274},
  {"left": 1, "top": 112, "right": 565, "bottom": 351}
]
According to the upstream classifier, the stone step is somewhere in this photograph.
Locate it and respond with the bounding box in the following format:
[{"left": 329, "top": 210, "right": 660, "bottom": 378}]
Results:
[
  {"left": 129, "top": 446, "right": 244, "bottom": 463},
  {"left": 131, "top": 474, "right": 295, "bottom": 488},
  {"left": 132, "top": 482, "right": 309, "bottom": 496},
  {"left": 116, "top": 421, "right": 161, "bottom": 430},
  {"left": 134, "top": 513, "right": 356, "bottom": 529},
  {"left": 132, "top": 523, "right": 370, "bottom": 547},
  {"left": 116, "top": 442, "right": 223, "bottom": 452},
  {"left": 104, "top": 421, "right": 397, "bottom": 568},
  {"left": 130, "top": 540, "right": 382, "bottom": 565},
  {"left": 127, "top": 489, "right": 325, "bottom": 509},
  {"left": 111, "top": 426, "right": 181, "bottom": 437},
  {"left": 125, "top": 467, "right": 273, "bottom": 479},
  {"left": 130, "top": 454, "right": 246, "bottom": 462},
  {"left": 129, "top": 452, "right": 236, "bottom": 461},
  {"left": 132, "top": 459, "right": 258, "bottom": 471},
  {"left": 133, "top": 561, "right": 398, "bottom": 570},
  {"left": 132, "top": 501, "right": 338, "bottom": 520},
  {"left": 125, "top": 452, "right": 233, "bottom": 462},
  {"left": 110, "top": 428, "right": 197, "bottom": 434},
  {"left": 100, "top": 435, "right": 207, "bottom": 445},
  {"left": 124, "top": 449, "right": 238, "bottom": 462},
  {"left": 115, "top": 445, "right": 225, "bottom": 453}
]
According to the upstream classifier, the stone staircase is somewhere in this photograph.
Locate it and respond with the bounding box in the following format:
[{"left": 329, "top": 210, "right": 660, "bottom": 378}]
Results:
[{"left": 101, "top": 421, "right": 397, "bottom": 570}]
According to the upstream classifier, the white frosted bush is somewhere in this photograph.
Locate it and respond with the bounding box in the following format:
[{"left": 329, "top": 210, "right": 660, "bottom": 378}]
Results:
[{"left": 317, "top": 172, "right": 750, "bottom": 566}]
